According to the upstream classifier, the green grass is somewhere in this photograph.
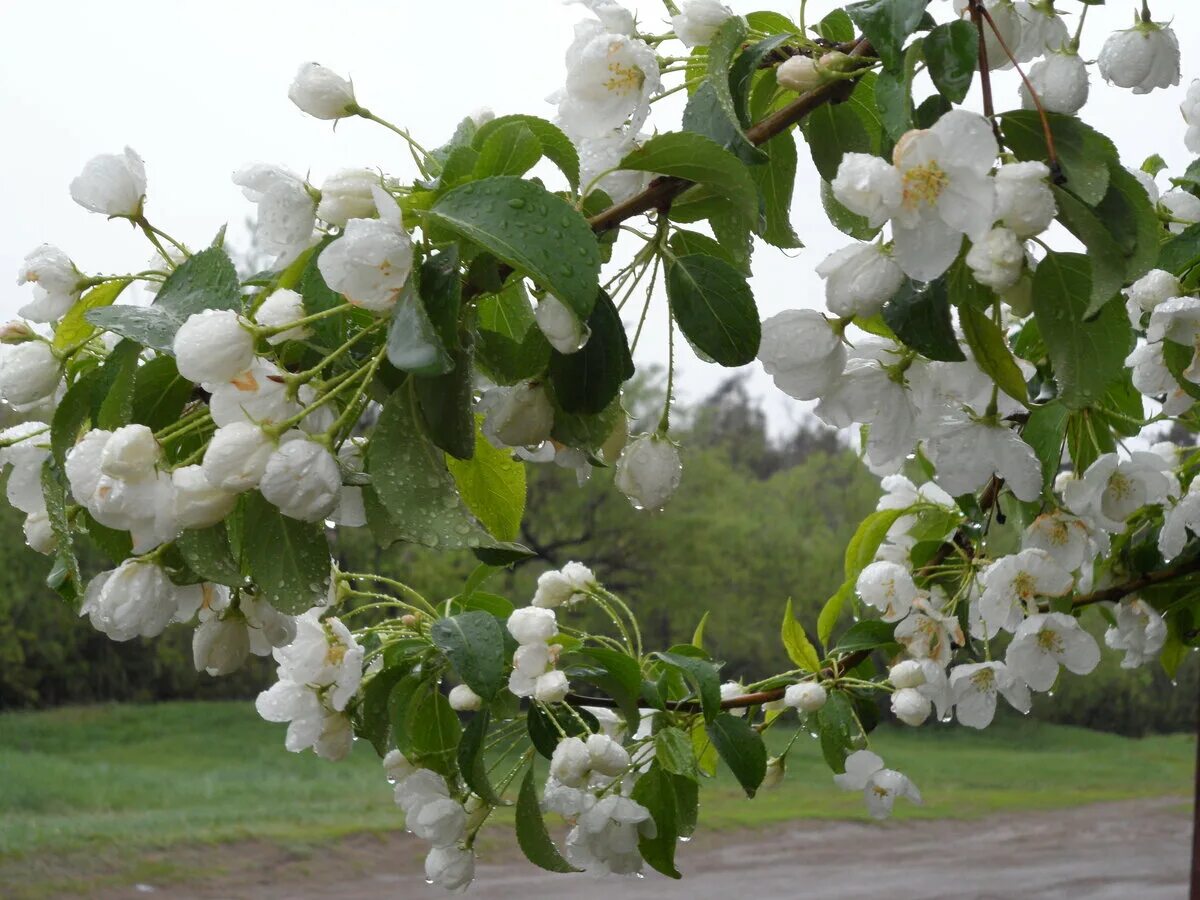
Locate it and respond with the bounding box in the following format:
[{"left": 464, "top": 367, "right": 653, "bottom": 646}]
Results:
[{"left": 0, "top": 701, "right": 1194, "bottom": 892}]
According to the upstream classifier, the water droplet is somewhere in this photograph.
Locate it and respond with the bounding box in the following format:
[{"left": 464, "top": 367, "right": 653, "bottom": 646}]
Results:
[{"left": 508, "top": 198, "right": 527, "bottom": 209}]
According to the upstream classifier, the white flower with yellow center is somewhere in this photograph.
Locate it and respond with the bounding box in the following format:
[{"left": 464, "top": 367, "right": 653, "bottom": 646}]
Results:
[
  {"left": 889, "top": 110, "right": 998, "bottom": 281},
  {"left": 833, "top": 750, "right": 922, "bottom": 819},
  {"left": 1104, "top": 598, "right": 1167, "bottom": 669},
  {"left": 950, "top": 661, "right": 1031, "bottom": 729},
  {"left": 1023, "top": 510, "right": 1106, "bottom": 573},
  {"left": 1063, "top": 452, "right": 1175, "bottom": 533},
  {"left": 975, "top": 549, "right": 1073, "bottom": 639},
  {"left": 894, "top": 593, "right": 963, "bottom": 667},
  {"left": 856, "top": 561, "right": 918, "bottom": 623},
  {"left": 556, "top": 21, "right": 660, "bottom": 139},
  {"left": 1006, "top": 612, "right": 1100, "bottom": 692}
]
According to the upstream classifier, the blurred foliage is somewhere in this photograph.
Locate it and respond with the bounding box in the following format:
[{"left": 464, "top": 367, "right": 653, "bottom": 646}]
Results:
[{"left": 1, "top": 375, "right": 1195, "bottom": 735}]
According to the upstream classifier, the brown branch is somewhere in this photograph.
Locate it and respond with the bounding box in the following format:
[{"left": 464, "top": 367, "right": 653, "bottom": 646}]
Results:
[
  {"left": 564, "top": 649, "right": 871, "bottom": 713},
  {"left": 586, "top": 37, "right": 875, "bottom": 235},
  {"left": 1068, "top": 556, "right": 1200, "bottom": 611}
]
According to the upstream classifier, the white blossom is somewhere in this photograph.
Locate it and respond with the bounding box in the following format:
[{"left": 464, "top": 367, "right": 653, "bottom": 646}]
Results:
[
  {"left": 1097, "top": 22, "right": 1180, "bottom": 94},
  {"left": 577, "top": 129, "right": 652, "bottom": 204},
  {"left": 926, "top": 414, "right": 1041, "bottom": 503},
  {"left": 173, "top": 309, "right": 256, "bottom": 384},
  {"left": 16, "top": 245, "right": 84, "bottom": 322},
  {"left": 80, "top": 561, "right": 199, "bottom": 641},
  {"left": 172, "top": 465, "right": 238, "bottom": 530},
  {"left": 316, "top": 168, "right": 378, "bottom": 226},
  {"left": 1012, "top": 2, "right": 1069, "bottom": 62},
  {"left": 1020, "top": 51, "right": 1089, "bottom": 115},
  {"left": 975, "top": 549, "right": 1074, "bottom": 639},
  {"left": 831, "top": 153, "right": 902, "bottom": 229},
  {"left": 1160, "top": 484, "right": 1200, "bottom": 560},
  {"left": 0, "top": 341, "right": 61, "bottom": 407},
  {"left": 570, "top": 0, "right": 636, "bottom": 35},
  {"left": 1124, "top": 268, "right": 1182, "bottom": 325},
  {"left": 259, "top": 438, "right": 342, "bottom": 522},
  {"left": 481, "top": 380, "right": 555, "bottom": 448},
  {"left": 966, "top": 227, "right": 1025, "bottom": 291},
  {"left": 318, "top": 186, "right": 413, "bottom": 311},
  {"left": 288, "top": 62, "right": 358, "bottom": 119},
  {"left": 816, "top": 243, "right": 905, "bottom": 317},
  {"left": 508, "top": 607, "right": 558, "bottom": 646},
  {"left": 409, "top": 798, "right": 467, "bottom": 847},
  {"left": 566, "top": 794, "right": 655, "bottom": 875},
  {"left": 671, "top": 0, "right": 732, "bottom": 48},
  {"left": 532, "top": 561, "right": 596, "bottom": 608},
  {"left": 202, "top": 423, "right": 275, "bottom": 492},
  {"left": 232, "top": 164, "right": 316, "bottom": 267},
  {"left": 891, "top": 687, "right": 932, "bottom": 726},
  {"left": 833, "top": 750, "right": 921, "bottom": 819},
  {"left": 425, "top": 845, "right": 475, "bottom": 893},
  {"left": 758, "top": 309, "right": 847, "bottom": 401},
  {"left": 1006, "top": 612, "right": 1100, "bottom": 691},
  {"left": 448, "top": 684, "right": 482, "bottom": 712},
  {"left": 815, "top": 357, "right": 918, "bottom": 470},
  {"left": 856, "top": 561, "right": 918, "bottom": 623},
  {"left": 955, "top": 0, "right": 1021, "bottom": 70},
  {"left": 784, "top": 681, "right": 827, "bottom": 713},
  {"left": 254, "top": 288, "right": 311, "bottom": 345},
  {"left": 1104, "top": 598, "right": 1167, "bottom": 668},
  {"left": 895, "top": 594, "right": 963, "bottom": 667},
  {"left": 1023, "top": 510, "right": 1105, "bottom": 574},
  {"left": 614, "top": 434, "right": 682, "bottom": 511},
  {"left": 994, "top": 161, "right": 1056, "bottom": 238},
  {"left": 1063, "top": 452, "right": 1174, "bottom": 532},
  {"left": 776, "top": 56, "right": 821, "bottom": 93},
  {"left": 556, "top": 22, "right": 660, "bottom": 139},
  {"left": 70, "top": 147, "right": 146, "bottom": 217},
  {"left": 1184, "top": 79, "right": 1200, "bottom": 156},
  {"left": 1162, "top": 189, "right": 1200, "bottom": 235},
  {"left": 536, "top": 295, "right": 589, "bottom": 353},
  {"left": 950, "top": 661, "right": 1031, "bottom": 728}
]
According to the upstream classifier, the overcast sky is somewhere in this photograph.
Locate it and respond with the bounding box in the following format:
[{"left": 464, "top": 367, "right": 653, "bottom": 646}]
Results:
[{"left": 2, "top": 1, "right": 1197, "bottom": 429}]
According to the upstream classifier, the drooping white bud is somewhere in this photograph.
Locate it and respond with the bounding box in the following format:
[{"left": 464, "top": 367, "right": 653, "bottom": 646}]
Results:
[
  {"left": 994, "top": 161, "right": 1056, "bottom": 237},
  {"left": 448, "top": 684, "right": 483, "bottom": 711},
  {"left": 1020, "top": 51, "right": 1089, "bottom": 115},
  {"left": 536, "top": 295, "right": 589, "bottom": 353},
  {"left": 288, "top": 63, "right": 358, "bottom": 119},
  {"left": 316, "top": 169, "right": 379, "bottom": 227},
  {"left": 776, "top": 56, "right": 821, "bottom": 93},
  {"left": 69, "top": 147, "right": 147, "bottom": 217},
  {"left": 202, "top": 423, "right": 275, "bottom": 492},
  {"left": 254, "top": 289, "right": 311, "bottom": 345},
  {"left": 891, "top": 687, "right": 933, "bottom": 726},
  {"left": 507, "top": 607, "right": 558, "bottom": 646},
  {"left": 482, "top": 381, "right": 555, "bottom": 448},
  {"left": 783, "top": 682, "right": 827, "bottom": 713},
  {"left": 671, "top": 0, "right": 733, "bottom": 48},
  {"left": 172, "top": 465, "right": 238, "bottom": 530},
  {"left": 0, "top": 341, "right": 61, "bottom": 407},
  {"left": 816, "top": 243, "right": 904, "bottom": 317},
  {"left": 614, "top": 434, "right": 682, "bottom": 511},
  {"left": 965, "top": 227, "right": 1025, "bottom": 292},
  {"left": 258, "top": 438, "right": 342, "bottom": 522},
  {"left": 173, "top": 310, "right": 256, "bottom": 384},
  {"left": 1097, "top": 22, "right": 1181, "bottom": 94},
  {"left": 758, "top": 310, "right": 847, "bottom": 401},
  {"left": 99, "top": 425, "right": 160, "bottom": 481}
]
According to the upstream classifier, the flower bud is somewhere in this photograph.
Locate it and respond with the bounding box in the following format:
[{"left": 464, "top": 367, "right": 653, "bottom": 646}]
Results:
[
  {"left": 425, "top": 845, "right": 475, "bottom": 892},
  {"left": 317, "top": 186, "right": 413, "bottom": 312},
  {"left": 409, "top": 797, "right": 467, "bottom": 847},
  {"left": 483, "top": 381, "right": 555, "bottom": 448},
  {"left": 762, "top": 755, "right": 786, "bottom": 790},
  {"left": 0, "top": 341, "right": 61, "bottom": 406},
  {"left": 507, "top": 607, "right": 558, "bottom": 646},
  {"left": 193, "top": 614, "right": 251, "bottom": 676},
  {"left": 174, "top": 309, "right": 256, "bottom": 384},
  {"left": 259, "top": 438, "right": 342, "bottom": 522},
  {"left": 316, "top": 169, "right": 379, "bottom": 227},
  {"left": 1020, "top": 51, "right": 1089, "bottom": 115},
  {"left": 1098, "top": 22, "right": 1180, "bottom": 94},
  {"left": 383, "top": 749, "right": 416, "bottom": 783},
  {"left": 535, "top": 295, "right": 589, "bottom": 353},
  {"left": 614, "top": 434, "right": 682, "bottom": 511},
  {"left": 172, "top": 465, "right": 237, "bottom": 530},
  {"left": 202, "top": 423, "right": 275, "bottom": 492},
  {"left": 69, "top": 147, "right": 147, "bottom": 217},
  {"left": 254, "top": 289, "right": 311, "bottom": 345},
  {"left": 994, "top": 161, "right": 1056, "bottom": 238},
  {"left": 889, "top": 659, "right": 926, "bottom": 690},
  {"left": 23, "top": 511, "right": 56, "bottom": 555},
  {"left": 776, "top": 56, "right": 821, "bottom": 93},
  {"left": 448, "top": 684, "right": 483, "bottom": 712},
  {"left": 550, "top": 736, "right": 592, "bottom": 787},
  {"left": 586, "top": 732, "right": 631, "bottom": 777},
  {"left": 671, "top": 0, "right": 733, "bottom": 48},
  {"left": 965, "top": 227, "right": 1024, "bottom": 292},
  {"left": 99, "top": 424, "right": 160, "bottom": 480},
  {"left": 816, "top": 243, "right": 904, "bottom": 317},
  {"left": 1162, "top": 190, "right": 1200, "bottom": 236},
  {"left": 534, "top": 669, "right": 571, "bottom": 703},
  {"left": 759, "top": 309, "right": 847, "bottom": 401},
  {"left": 288, "top": 63, "right": 358, "bottom": 119},
  {"left": 0, "top": 321, "right": 35, "bottom": 344},
  {"left": 784, "top": 682, "right": 827, "bottom": 713},
  {"left": 891, "top": 687, "right": 932, "bottom": 726}
]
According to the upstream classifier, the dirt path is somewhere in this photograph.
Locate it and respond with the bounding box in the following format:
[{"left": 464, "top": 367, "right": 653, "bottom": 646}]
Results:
[{"left": 88, "top": 798, "right": 1191, "bottom": 900}]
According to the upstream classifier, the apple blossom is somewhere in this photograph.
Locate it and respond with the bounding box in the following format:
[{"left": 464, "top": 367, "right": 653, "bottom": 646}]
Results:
[
  {"left": 1020, "top": 50, "right": 1090, "bottom": 115},
  {"left": 833, "top": 750, "right": 921, "bottom": 819},
  {"left": 891, "top": 687, "right": 932, "bottom": 726},
  {"left": 232, "top": 164, "right": 316, "bottom": 266},
  {"left": 316, "top": 168, "right": 379, "bottom": 226},
  {"left": 856, "top": 561, "right": 918, "bottom": 623},
  {"left": 784, "top": 682, "right": 827, "bottom": 713},
  {"left": 0, "top": 341, "right": 61, "bottom": 406},
  {"left": 994, "top": 161, "right": 1057, "bottom": 238},
  {"left": 173, "top": 309, "right": 256, "bottom": 384},
  {"left": 70, "top": 147, "right": 146, "bottom": 217},
  {"left": 1184, "top": 79, "right": 1200, "bottom": 155},
  {"left": 758, "top": 309, "right": 847, "bottom": 401},
  {"left": 671, "top": 0, "right": 732, "bottom": 48},
  {"left": 1104, "top": 598, "right": 1167, "bottom": 669},
  {"left": 254, "top": 288, "right": 311, "bottom": 344},
  {"left": 481, "top": 380, "right": 555, "bottom": 448},
  {"left": 288, "top": 62, "right": 358, "bottom": 119},
  {"left": 1097, "top": 22, "right": 1180, "bottom": 94},
  {"left": 1006, "top": 612, "right": 1100, "bottom": 691},
  {"left": 975, "top": 549, "right": 1074, "bottom": 639},
  {"left": 535, "top": 295, "right": 589, "bottom": 353},
  {"left": 614, "top": 433, "right": 682, "bottom": 511},
  {"left": 259, "top": 438, "right": 342, "bottom": 522},
  {"left": 950, "top": 661, "right": 1031, "bottom": 728},
  {"left": 776, "top": 55, "right": 821, "bottom": 93},
  {"left": 816, "top": 243, "right": 905, "bottom": 317}
]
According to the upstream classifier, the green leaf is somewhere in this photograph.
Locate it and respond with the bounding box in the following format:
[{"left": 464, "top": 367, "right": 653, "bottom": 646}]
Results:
[
  {"left": 1000, "top": 111, "right": 1117, "bottom": 206},
  {"left": 50, "top": 369, "right": 100, "bottom": 469},
  {"left": 654, "top": 651, "right": 721, "bottom": 723},
  {"left": 428, "top": 177, "right": 601, "bottom": 320},
  {"left": 654, "top": 727, "right": 699, "bottom": 780},
  {"left": 473, "top": 122, "right": 543, "bottom": 180},
  {"left": 240, "top": 492, "right": 330, "bottom": 613},
  {"left": 360, "top": 664, "right": 413, "bottom": 756},
  {"left": 130, "top": 356, "right": 194, "bottom": 432},
  {"left": 701, "top": 17, "right": 763, "bottom": 161},
  {"left": 729, "top": 33, "right": 795, "bottom": 128},
  {"left": 801, "top": 103, "right": 872, "bottom": 183},
  {"left": 924, "top": 20, "right": 977, "bottom": 103},
  {"left": 816, "top": 691, "right": 865, "bottom": 772},
  {"left": 387, "top": 282, "right": 453, "bottom": 376},
  {"left": 41, "top": 460, "right": 81, "bottom": 605},
  {"left": 368, "top": 387, "right": 515, "bottom": 551},
  {"left": 818, "top": 580, "right": 855, "bottom": 648},
  {"left": 457, "top": 711, "right": 505, "bottom": 805},
  {"left": 430, "top": 611, "right": 508, "bottom": 701},
  {"left": 631, "top": 763, "right": 682, "bottom": 879},
  {"left": 751, "top": 133, "right": 802, "bottom": 249},
  {"left": 176, "top": 524, "right": 244, "bottom": 587},
  {"left": 874, "top": 40, "right": 921, "bottom": 141},
  {"left": 1050, "top": 186, "right": 1127, "bottom": 316},
  {"left": 618, "top": 131, "right": 759, "bottom": 229},
  {"left": 817, "top": 8, "right": 855, "bottom": 42},
  {"left": 821, "top": 180, "right": 880, "bottom": 240},
  {"left": 1159, "top": 223, "right": 1200, "bottom": 276},
  {"left": 1094, "top": 162, "right": 1160, "bottom": 290},
  {"left": 1031, "top": 252, "right": 1133, "bottom": 410},
  {"left": 781, "top": 597, "right": 822, "bottom": 672},
  {"left": 95, "top": 340, "right": 141, "bottom": 430},
  {"left": 472, "top": 114, "right": 581, "bottom": 189},
  {"left": 406, "top": 680, "right": 462, "bottom": 776},
  {"left": 1022, "top": 401, "right": 1068, "bottom": 493},
  {"left": 152, "top": 246, "right": 242, "bottom": 318},
  {"left": 516, "top": 767, "right": 581, "bottom": 873},
  {"left": 957, "top": 302, "right": 1029, "bottom": 406},
  {"left": 548, "top": 288, "right": 633, "bottom": 414},
  {"left": 831, "top": 619, "right": 898, "bottom": 654},
  {"left": 53, "top": 279, "right": 130, "bottom": 351},
  {"left": 85, "top": 306, "right": 178, "bottom": 354},
  {"left": 665, "top": 254, "right": 760, "bottom": 367},
  {"left": 475, "top": 279, "right": 552, "bottom": 385},
  {"left": 846, "top": 0, "right": 930, "bottom": 71},
  {"left": 446, "top": 414, "right": 526, "bottom": 541},
  {"left": 705, "top": 712, "right": 767, "bottom": 797},
  {"left": 882, "top": 277, "right": 966, "bottom": 362},
  {"left": 668, "top": 229, "right": 744, "bottom": 273},
  {"left": 844, "top": 508, "right": 909, "bottom": 580}
]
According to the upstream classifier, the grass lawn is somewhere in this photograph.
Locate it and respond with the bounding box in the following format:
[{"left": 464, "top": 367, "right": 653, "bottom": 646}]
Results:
[{"left": 0, "top": 701, "right": 1194, "bottom": 892}]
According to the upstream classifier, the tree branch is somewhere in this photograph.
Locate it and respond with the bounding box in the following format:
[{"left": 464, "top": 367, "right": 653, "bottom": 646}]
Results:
[{"left": 1068, "top": 556, "right": 1200, "bottom": 610}]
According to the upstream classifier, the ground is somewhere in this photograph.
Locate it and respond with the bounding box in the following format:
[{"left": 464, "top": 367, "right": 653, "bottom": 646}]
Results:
[{"left": 0, "top": 702, "right": 1194, "bottom": 898}]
